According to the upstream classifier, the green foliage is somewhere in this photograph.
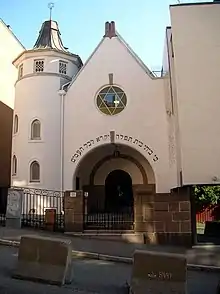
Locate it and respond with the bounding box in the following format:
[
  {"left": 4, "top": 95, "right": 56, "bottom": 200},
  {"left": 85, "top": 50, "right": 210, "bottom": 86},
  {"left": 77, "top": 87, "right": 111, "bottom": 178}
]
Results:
[{"left": 194, "top": 185, "right": 220, "bottom": 211}]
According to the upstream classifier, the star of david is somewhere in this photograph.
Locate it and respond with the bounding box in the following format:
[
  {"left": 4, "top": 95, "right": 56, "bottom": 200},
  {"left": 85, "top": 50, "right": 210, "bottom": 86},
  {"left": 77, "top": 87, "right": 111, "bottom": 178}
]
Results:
[{"left": 97, "top": 86, "right": 127, "bottom": 115}]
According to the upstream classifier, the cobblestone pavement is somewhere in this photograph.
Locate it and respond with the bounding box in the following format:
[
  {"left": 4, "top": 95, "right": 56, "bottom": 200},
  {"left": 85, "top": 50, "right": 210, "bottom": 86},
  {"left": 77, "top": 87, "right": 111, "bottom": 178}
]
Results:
[{"left": 0, "top": 245, "right": 219, "bottom": 293}]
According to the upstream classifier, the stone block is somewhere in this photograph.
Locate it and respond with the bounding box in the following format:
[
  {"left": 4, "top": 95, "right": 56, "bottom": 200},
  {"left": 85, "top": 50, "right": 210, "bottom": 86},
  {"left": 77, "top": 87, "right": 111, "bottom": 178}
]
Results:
[
  {"left": 154, "top": 202, "right": 169, "bottom": 211},
  {"left": 172, "top": 212, "right": 190, "bottom": 222},
  {"left": 179, "top": 201, "right": 190, "bottom": 212},
  {"left": 131, "top": 250, "right": 187, "bottom": 294},
  {"left": 168, "top": 202, "right": 179, "bottom": 212},
  {"left": 13, "top": 235, "right": 73, "bottom": 286},
  {"left": 6, "top": 189, "right": 23, "bottom": 229}
]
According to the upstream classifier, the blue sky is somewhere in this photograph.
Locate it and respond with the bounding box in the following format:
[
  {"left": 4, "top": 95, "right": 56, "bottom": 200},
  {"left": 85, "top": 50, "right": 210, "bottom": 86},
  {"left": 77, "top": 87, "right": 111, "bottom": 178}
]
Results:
[{"left": 1, "top": 0, "right": 211, "bottom": 69}]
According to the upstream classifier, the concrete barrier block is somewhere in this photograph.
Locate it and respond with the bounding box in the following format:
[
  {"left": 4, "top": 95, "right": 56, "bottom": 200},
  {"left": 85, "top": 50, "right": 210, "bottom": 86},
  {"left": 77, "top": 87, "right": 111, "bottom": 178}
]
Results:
[
  {"left": 131, "top": 250, "right": 187, "bottom": 294},
  {"left": 13, "top": 235, "right": 72, "bottom": 286}
]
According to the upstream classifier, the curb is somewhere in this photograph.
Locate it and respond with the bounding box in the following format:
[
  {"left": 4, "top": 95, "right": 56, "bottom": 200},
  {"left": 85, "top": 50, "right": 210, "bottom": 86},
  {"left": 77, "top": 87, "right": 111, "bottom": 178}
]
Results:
[{"left": 1, "top": 238, "right": 220, "bottom": 272}]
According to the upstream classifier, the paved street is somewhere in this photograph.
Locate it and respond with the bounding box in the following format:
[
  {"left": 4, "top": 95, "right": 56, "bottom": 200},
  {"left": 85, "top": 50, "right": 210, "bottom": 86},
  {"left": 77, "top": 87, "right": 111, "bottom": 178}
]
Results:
[
  {"left": 2, "top": 227, "right": 220, "bottom": 268},
  {"left": 0, "top": 245, "right": 219, "bottom": 293}
]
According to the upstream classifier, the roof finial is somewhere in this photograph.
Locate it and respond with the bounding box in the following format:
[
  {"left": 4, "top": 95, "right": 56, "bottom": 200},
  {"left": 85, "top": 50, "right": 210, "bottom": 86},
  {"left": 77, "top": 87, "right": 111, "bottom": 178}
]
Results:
[{"left": 48, "top": 2, "right": 54, "bottom": 20}]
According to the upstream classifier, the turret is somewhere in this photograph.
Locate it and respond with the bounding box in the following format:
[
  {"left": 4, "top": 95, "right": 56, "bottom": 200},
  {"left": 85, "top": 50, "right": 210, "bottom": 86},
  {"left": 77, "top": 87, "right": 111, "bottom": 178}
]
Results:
[{"left": 11, "top": 19, "right": 82, "bottom": 190}]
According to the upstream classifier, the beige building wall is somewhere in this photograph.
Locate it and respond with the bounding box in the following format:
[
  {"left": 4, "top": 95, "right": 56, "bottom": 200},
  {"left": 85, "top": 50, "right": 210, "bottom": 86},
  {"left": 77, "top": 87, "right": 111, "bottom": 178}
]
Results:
[
  {"left": 0, "top": 102, "right": 13, "bottom": 187},
  {"left": 0, "top": 20, "right": 24, "bottom": 109},
  {"left": 0, "top": 20, "right": 24, "bottom": 188},
  {"left": 170, "top": 3, "right": 220, "bottom": 185}
]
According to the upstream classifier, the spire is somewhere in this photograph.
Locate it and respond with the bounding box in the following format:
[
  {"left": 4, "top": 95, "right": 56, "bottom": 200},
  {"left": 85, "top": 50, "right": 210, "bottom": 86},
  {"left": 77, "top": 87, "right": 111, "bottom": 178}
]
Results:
[{"left": 33, "top": 20, "right": 69, "bottom": 53}]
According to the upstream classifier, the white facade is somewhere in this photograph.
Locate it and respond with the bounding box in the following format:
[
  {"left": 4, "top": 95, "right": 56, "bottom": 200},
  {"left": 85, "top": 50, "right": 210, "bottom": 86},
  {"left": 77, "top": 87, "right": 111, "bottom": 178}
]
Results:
[{"left": 11, "top": 2, "right": 220, "bottom": 194}]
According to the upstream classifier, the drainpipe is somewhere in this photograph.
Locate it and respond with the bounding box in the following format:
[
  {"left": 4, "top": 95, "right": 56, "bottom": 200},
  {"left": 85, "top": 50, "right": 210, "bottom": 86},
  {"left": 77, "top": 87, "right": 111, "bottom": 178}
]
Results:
[{"left": 58, "top": 82, "right": 70, "bottom": 193}]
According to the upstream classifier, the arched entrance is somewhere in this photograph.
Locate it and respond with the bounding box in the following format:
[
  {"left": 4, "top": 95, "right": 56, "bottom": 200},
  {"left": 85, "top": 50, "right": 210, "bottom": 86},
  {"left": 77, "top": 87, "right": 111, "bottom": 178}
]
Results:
[
  {"left": 105, "top": 169, "right": 133, "bottom": 213},
  {"left": 73, "top": 143, "right": 155, "bottom": 231}
]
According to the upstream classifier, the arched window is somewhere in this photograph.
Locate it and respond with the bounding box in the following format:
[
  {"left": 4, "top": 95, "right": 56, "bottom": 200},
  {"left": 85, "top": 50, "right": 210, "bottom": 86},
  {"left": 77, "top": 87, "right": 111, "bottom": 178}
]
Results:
[
  {"left": 31, "top": 119, "right": 41, "bottom": 140},
  {"left": 12, "top": 155, "right": 17, "bottom": 176},
  {"left": 14, "top": 115, "right": 18, "bottom": 134},
  {"left": 30, "top": 161, "right": 40, "bottom": 182}
]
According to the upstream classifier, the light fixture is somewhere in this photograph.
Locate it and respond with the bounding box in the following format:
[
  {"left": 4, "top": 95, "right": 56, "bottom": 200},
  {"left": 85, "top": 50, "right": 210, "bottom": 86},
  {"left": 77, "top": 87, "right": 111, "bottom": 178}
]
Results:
[{"left": 113, "top": 144, "right": 120, "bottom": 157}]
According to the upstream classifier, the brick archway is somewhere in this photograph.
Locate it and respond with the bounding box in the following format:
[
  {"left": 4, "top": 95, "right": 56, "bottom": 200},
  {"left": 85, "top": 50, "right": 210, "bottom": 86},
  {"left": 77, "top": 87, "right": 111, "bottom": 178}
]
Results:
[{"left": 89, "top": 153, "right": 148, "bottom": 186}]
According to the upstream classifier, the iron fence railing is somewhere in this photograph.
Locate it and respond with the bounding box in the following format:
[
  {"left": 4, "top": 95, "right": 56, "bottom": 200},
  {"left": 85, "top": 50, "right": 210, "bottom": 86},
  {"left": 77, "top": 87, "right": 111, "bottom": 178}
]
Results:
[
  {"left": 84, "top": 212, "right": 134, "bottom": 231},
  {"left": 0, "top": 214, "right": 6, "bottom": 226},
  {"left": 12, "top": 187, "right": 64, "bottom": 231}
]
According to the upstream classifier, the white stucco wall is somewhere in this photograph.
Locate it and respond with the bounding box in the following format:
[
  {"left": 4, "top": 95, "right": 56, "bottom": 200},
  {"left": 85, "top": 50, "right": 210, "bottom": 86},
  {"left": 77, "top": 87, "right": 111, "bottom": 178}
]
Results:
[
  {"left": 12, "top": 48, "right": 81, "bottom": 190},
  {"left": 170, "top": 3, "right": 220, "bottom": 185},
  {"left": 0, "top": 20, "right": 24, "bottom": 109},
  {"left": 12, "top": 74, "right": 62, "bottom": 190},
  {"left": 14, "top": 50, "right": 79, "bottom": 80},
  {"left": 64, "top": 36, "right": 172, "bottom": 192}
]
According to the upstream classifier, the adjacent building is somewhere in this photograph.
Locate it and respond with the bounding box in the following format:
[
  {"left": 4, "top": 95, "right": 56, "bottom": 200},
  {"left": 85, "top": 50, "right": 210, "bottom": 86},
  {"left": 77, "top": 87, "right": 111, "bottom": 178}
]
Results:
[{"left": 0, "top": 20, "right": 24, "bottom": 212}]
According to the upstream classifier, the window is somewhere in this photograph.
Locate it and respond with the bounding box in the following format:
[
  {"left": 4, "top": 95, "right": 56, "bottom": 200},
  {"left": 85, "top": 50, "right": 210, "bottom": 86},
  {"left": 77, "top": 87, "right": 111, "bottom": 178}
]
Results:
[
  {"left": 31, "top": 119, "right": 41, "bottom": 140},
  {"left": 59, "top": 61, "right": 67, "bottom": 75},
  {"left": 170, "top": 35, "right": 174, "bottom": 58},
  {"left": 34, "top": 59, "right": 44, "bottom": 73},
  {"left": 18, "top": 64, "right": 23, "bottom": 78},
  {"left": 30, "top": 161, "right": 40, "bottom": 182},
  {"left": 12, "top": 155, "right": 17, "bottom": 176},
  {"left": 14, "top": 115, "right": 18, "bottom": 134},
  {"left": 96, "top": 86, "right": 127, "bottom": 115}
]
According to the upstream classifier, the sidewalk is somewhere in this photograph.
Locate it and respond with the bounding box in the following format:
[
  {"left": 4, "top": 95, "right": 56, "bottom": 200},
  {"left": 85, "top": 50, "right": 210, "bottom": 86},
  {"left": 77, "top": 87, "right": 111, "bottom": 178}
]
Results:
[{"left": 0, "top": 226, "right": 220, "bottom": 270}]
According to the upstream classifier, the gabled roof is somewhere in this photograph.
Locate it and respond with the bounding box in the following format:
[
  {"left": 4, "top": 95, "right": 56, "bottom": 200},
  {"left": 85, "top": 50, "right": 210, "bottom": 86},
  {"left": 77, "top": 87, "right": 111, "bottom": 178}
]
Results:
[
  {"left": 67, "top": 22, "right": 161, "bottom": 91},
  {"left": 0, "top": 19, "right": 25, "bottom": 50}
]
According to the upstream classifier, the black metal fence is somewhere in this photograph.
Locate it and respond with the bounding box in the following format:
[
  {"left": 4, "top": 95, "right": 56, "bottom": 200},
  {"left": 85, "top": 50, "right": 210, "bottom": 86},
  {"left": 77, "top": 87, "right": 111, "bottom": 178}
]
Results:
[
  {"left": 0, "top": 187, "right": 64, "bottom": 231},
  {"left": 19, "top": 187, "right": 64, "bottom": 231},
  {"left": 84, "top": 212, "right": 134, "bottom": 231},
  {"left": 0, "top": 214, "right": 6, "bottom": 226}
]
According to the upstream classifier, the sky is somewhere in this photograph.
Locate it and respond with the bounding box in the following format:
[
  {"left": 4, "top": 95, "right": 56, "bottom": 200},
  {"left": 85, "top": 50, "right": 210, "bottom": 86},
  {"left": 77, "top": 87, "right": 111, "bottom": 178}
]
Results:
[{"left": 1, "top": 0, "right": 212, "bottom": 70}]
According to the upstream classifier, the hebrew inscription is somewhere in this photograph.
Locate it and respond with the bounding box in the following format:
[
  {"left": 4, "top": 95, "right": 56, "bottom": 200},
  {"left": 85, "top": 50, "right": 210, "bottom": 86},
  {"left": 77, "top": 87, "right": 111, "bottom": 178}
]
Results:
[
  {"left": 71, "top": 131, "right": 159, "bottom": 163},
  {"left": 115, "top": 133, "right": 159, "bottom": 162},
  {"left": 71, "top": 134, "right": 110, "bottom": 163}
]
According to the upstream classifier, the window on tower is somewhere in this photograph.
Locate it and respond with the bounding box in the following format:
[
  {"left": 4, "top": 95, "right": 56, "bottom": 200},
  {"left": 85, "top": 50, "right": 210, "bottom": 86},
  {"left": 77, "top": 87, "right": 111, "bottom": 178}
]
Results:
[
  {"left": 30, "top": 161, "right": 40, "bottom": 182},
  {"left": 59, "top": 60, "right": 67, "bottom": 75},
  {"left": 31, "top": 119, "right": 41, "bottom": 140},
  {"left": 34, "top": 59, "right": 44, "bottom": 73},
  {"left": 18, "top": 64, "right": 23, "bottom": 78},
  {"left": 12, "top": 155, "right": 17, "bottom": 176},
  {"left": 14, "top": 115, "right": 18, "bottom": 134}
]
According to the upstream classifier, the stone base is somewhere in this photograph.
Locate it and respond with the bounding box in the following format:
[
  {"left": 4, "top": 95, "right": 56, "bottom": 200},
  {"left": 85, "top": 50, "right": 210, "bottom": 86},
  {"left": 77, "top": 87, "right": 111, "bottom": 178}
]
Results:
[
  {"left": 143, "top": 233, "right": 192, "bottom": 247},
  {"left": 133, "top": 185, "right": 192, "bottom": 247},
  {"left": 13, "top": 235, "right": 73, "bottom": 286},
  {"left": 6, "top": 218, "right": 21, "bottom": 229}
]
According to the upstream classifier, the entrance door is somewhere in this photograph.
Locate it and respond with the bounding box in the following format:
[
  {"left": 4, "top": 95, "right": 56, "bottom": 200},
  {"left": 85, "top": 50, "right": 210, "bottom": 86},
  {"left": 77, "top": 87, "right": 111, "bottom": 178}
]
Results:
[
  {"left": 84, "top": 169, "right": 134, "bottom": 230},
  {"left": 105, "top": 169, "right": 133, "bottom": 213}
]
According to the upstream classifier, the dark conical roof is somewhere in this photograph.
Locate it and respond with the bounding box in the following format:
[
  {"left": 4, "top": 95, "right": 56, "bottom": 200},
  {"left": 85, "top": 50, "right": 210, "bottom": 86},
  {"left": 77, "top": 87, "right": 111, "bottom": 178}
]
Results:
[{"left": 33, "top": 20, "right": 69, "bottom": 53}]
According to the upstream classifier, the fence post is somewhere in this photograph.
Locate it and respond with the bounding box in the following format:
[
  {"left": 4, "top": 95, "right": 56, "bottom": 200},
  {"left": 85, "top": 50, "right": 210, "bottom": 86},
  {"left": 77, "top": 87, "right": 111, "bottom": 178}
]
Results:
[
  {"left": 64, "top": 190, "right": 84, "bottom": 232},
  {"left": 6, "top": 188, "right": 23, "bottom": 228}
]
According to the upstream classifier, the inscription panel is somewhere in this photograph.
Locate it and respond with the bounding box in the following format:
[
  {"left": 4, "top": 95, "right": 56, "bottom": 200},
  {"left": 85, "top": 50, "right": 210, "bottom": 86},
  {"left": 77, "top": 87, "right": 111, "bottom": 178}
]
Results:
[
  {"left": 70, "top": 131, "right": 159, "bottom": 164},
  {"left": 131, "top": 250, "right": 187, "bottom": 294}
]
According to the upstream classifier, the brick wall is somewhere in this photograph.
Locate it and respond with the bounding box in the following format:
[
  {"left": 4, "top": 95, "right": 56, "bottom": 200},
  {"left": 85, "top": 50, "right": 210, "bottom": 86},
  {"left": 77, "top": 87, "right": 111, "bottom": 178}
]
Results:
[
  {"left": 133, "top": 185, "right": 192, "bottom": 246},
  {"left": 64, "top": 190, "right": 84, "bottom": 232}
]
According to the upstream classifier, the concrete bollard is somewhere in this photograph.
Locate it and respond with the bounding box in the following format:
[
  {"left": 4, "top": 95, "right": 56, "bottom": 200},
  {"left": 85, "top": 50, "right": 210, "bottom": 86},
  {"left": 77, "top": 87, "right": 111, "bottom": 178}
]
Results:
[
  {"left": 13, "top": 235, "right": 73, "bottom": 286},
  {"left": 131, "top": 250, "right": 187, "bottom": 294}
]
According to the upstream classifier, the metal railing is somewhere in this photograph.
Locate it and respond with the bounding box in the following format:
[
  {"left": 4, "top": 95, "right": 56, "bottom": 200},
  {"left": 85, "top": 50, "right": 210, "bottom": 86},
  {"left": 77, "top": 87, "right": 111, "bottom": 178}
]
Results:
[
  {"left": 84, "top": 212, "right": 134, "bottom": 231},
  {"left": 0, "top": 214, "right": 6, "bottom": 226},
  {"left": 13, "top": 187, "right": 64, "bottom": 231}
]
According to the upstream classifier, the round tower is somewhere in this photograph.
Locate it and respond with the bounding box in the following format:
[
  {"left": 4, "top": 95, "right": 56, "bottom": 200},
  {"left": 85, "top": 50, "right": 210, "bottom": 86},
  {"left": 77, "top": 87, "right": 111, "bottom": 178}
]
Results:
[{"left": 11, "top": 20, "right": 83, "bottom": 190}]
